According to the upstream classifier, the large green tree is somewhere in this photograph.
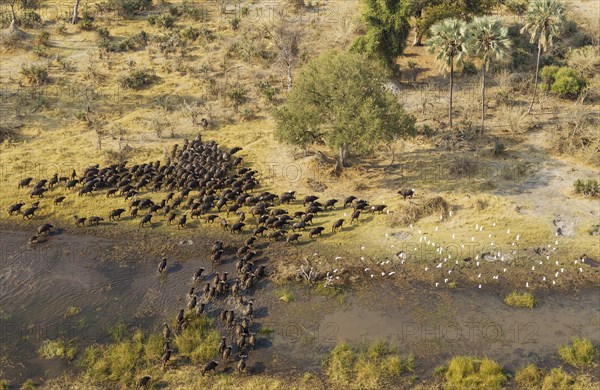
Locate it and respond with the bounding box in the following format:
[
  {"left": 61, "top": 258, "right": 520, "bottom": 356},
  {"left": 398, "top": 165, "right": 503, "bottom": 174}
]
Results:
[
  {"left": 427, "top": 19, "right": 469, "bottom": 129},
  {"left": 467, "top": 16, "right": 511, "bottom": 132},
  {"left": 521, "top": 0, "right": 566, "bottom": 114},
  {"left": 410, "top": 0, "right": 497, "bottom": 46},
  {"left": 274, "top": 50, "right": 415, "bottom": 167},
  {"left": 351, "top": 0, "right": 411, "bottom": 69}
]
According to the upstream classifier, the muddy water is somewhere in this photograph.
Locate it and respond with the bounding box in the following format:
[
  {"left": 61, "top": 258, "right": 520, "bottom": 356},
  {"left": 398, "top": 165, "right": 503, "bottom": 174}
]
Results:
[{"left": 1, "top": 230, "right": 599, "bottom": 384}]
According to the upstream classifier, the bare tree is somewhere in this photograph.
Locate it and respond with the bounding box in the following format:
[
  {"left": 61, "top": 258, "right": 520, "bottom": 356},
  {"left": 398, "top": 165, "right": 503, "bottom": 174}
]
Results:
[
  {"left": 265, "top": 10, "right": 303, "bottom": 91},
  {"left": 72, "top": 0, "right": 81, "bottom": 24}
]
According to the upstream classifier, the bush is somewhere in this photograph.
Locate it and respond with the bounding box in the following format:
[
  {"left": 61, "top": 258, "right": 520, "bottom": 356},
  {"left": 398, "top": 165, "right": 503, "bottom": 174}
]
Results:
[
  {"left": 20, "top": 10, "right": 42, "bottom": 28},
  {"left": 542, "top": 368, "right": 573, "bottom": 390},
  {"left": 568, "top": 46, "right": 600, "bottom": 78},
  {"left": 515, "top": 364, "right": 542, "bottom": 389},
  {"left": 181, "top": 26, "right": 200, "bottom": 41},
  {"left": 558, "top": 337, "right": 597, "bottom": 368},
  {"left": 119, "top": 69, "right": 156, "bottom": 89},
  {"left": 230, "top": 16, "right": 241, "bottom": 30},
  {"left": 444, "top": 356, "right": 506, "bottom": 390},
  {"left": 100, "top": 0, "right": 153, "bottom": 18},
  {"left": 20, "top": 64, "right": 49, "bottom": 84},
  {"left": 540, "top": 65, "right": 559, "bottom": 88},
  {"left": 147, "top": 13, "right": 175, "bottom": 29},
  {"left": 462, "top": 61, "right": 477, "bottom": 76},
  {"left": 504, "top": 291, "right": 536, "bottom": 308},
  {"left": 573, "top": 179, "right": 599, "bottom": 198},
  {"left": 551, "top": 67, "right": 587, "bottom": 98}
]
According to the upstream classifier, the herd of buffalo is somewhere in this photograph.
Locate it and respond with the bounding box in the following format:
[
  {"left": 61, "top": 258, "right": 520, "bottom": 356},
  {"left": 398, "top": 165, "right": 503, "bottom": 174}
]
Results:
[{"left": 6, "top": 134, "right": 415, "bottom": 384}]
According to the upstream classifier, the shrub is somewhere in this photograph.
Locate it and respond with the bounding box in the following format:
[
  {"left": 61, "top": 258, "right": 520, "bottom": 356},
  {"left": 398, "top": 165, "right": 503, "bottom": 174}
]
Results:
[
  {"left": 20, "top": 64, "right": 49, "bottom": 84},
  {"left": 147, "top": 13, "right": 175, "bottom": 29},
  {"left": 504, "top": 291, "right": 536, "bottom": 308},
  {"left": 258, "top": 81, "right": 275, "bottom": 102},
  {"left": 20, "top": 10, "right": 42, "bottom": 28},
  {"left": 38, "top": 338, "right": 78, "bottom": 361},
  {"left": 573, "top": 179, "right": 599, "bottom": 198},
  {"left": 516, "top": 364, "right": 542, "bottom": 389},
  {"left": 542, "top": 368, "right": 573, "bottom": 390},
  {"left": 101, "top": 0, "right": 153, "bottom": 18},
  {"left": 493, "top": 140, "right": 505, "bottom": 155},
  {"left": 462, "top": 61, "right": 477, "bottom": 76},
  {"left": 505, "top": 0, "right": 528, "bottom": 15},
  {"left": 444, "top": 356, "right": 506, "bottom": 390},
  {"left": 181, "top": 26, "right": 200, "bottom": 41},
  {"left": 551, "top": 67, "right": 587, "bottom": 98},
  {"left": 558, "top": 337, "right": 597, "bottom": 368},
  {"left": 540, "top": 65, "right": 559, "bottom": 88},
  {"left": 568, "top": 46, "right": 600, "bottom": 78},
  {"left": 119, "top": 69, "right": 156, "bottom": 89},
  {"left": 230, "top": 16, "right": 241, "bottom": 30}
]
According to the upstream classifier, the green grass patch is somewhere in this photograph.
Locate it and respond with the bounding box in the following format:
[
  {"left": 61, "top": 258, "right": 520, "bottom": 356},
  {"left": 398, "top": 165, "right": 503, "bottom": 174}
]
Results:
[
  {"left": 503, "top": 291, "right": 536, "bottom": 309},
  {"left": 542, "top": 367, "right": 574, "bottom": 390},
  {"left": 259, "top": 326, "right": 273, "bottom": 335},
  {"left": 557, "top": 337, "right": 597, "bottom": 368},
  {"left": 65, "top": 306, "right": 81, "bottom": 318},
  {"left": 276, "top": 288, "right": 295, "bottom": 303},
  {"left": 38, "top": 338, "right": 78, "bottom": 361},
  {"left": 324, "top": 341, "right": 411, "bottom": 389},
  {"left": 515, "top": 364, "right": 542, "bottom": 389},
  {"left": 172, "top": 314, "right": 220, "bottom": 363},
  {"left": 444, "top": 356, "right": 506, "bottom": 390},
  {"left": 81, "top": 327, "right": 163, "bottom": 385}
]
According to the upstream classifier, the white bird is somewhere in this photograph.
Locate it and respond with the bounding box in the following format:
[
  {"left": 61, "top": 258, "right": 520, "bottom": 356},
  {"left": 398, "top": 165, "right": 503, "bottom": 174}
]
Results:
[
  {"left": 507, "top": 229, "right": 510, "bottom": 234},
  {"left": 424, "top": 267, "right": 429, "bottom": 271},
  {"left": 389, "top": 272, "right": 395, "bottom": 276},
  {"left": 364, "top": 268, "right": 370, "bottom": 272},
  {"left": 477, "top": 273, "right": 481, "bottom": 278},
  {"left": 531, "top": 266, "right": 535, "bottom": 271},
  {"left": 480, "top": 227, "right": 483, "bottom": 231},
  {"left": 478, "top": 284, "right": 482, "bottom": 288},
  {"left": 313, "top": 253, "right": 318, "bottom": 256},
  {"left": 444, "top": 278, "right": 448, "bottom": 283},
  {"left": 546, "top": 255, "right": 550, "bottom": 260},
  {"left": 370, "top": 274, "right": 374, "bottom": 278},
  {"left": 476, "top": 224, "right": 479, "bottom": 230},
  {"left": 555, "top": 272, "right": 559, "bottom": 277},
  {"left": 579, "top": 267, "right": 583, "bottom": 273},
  {"left": 561, "top": 268, "right": 564, "bottom": 273},
  {"left": 333, "top": 269, "right": 338, "bottom": 273},
  {"left": 409, "top": 224, "right": 413, "bottom": 229},
  {"left": 435, "top": 282, "right": 439, "bottom": 287},
  {"left": 492, "top": 222, "right": 496, "bottom": 227},
  {"left": 543, "top": 276, "right": 546, "bottom": 281},
  {"left": 361, "top": 256, "right": 365, "bottom": 261},
  {"left": 503, "top": 268, "right": 507, "bottom": 273},
  {"left": 401, "top": 259, "right": 405, "bottom": 264},
  {"left": 449, "top": 270, "right": 452, "bottom": 273},
  {"left": 476, "top": 262, "right": 480, "bottom": 267},
  {"left": 471, "top": 236, "right": 475, "bottom": 241},
  {"left": 555, "top": 261, "right": 559, "bottom": 266},
  {"left": 488, "top": 234, "right": 492, "bottom": 238},
  {"left": 552, "top": 280, "right": 556, "bottom": 285},
  {"left": 343, "top": 212, "right": 347, "bottom": 216},
  {"left": 452, "top": 234, "right": 455, "bottom": 239},
  {"left": 555, "top": 240, "right": 558, "bottom": 245},
  {"left": 361, "top": 246, "right": 365, "bottom": 250},
  {"left": 335, "top": 256, "right": 342, "bottom": 261},
  {"left": 385, "top": 233, "right": 389, "bottom": 237},
  {"left": 526, "top": 282, "right": 529, "bottom": 288},
  {"left": 382, "top": 272, "right": 385, "bottom": 276},
  {"left": 516, "top": 235, "right": 520, "bottom": 240},
  {"left": 435, "top": 226, "right": 438, "bottom": 231},
  {"left": 449, "top": 210, "right": 453, "bottom": 216},
  {"left": 437, "top": 263, "right": 442, "bottom": 268}
]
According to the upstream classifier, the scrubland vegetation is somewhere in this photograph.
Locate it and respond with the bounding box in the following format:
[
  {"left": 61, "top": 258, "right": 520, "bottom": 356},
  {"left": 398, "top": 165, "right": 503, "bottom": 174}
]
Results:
[{"left": 0, "top": 0, "right": 598, "bottom": 388}]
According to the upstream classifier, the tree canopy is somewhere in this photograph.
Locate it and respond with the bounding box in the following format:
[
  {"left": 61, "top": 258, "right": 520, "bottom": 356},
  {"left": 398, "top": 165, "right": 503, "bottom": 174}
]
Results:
[
  {"left": 274, "top": 50, "right": 415, "bottom": 166},
  {"left": 351, "top": 0, "right": 411, "bottom": 69}
]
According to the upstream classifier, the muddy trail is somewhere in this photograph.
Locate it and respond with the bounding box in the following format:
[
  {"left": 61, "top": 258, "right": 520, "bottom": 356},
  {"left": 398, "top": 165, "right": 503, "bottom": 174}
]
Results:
[{"left": 1, "top": 230, "right": 598, "bottom": 385}]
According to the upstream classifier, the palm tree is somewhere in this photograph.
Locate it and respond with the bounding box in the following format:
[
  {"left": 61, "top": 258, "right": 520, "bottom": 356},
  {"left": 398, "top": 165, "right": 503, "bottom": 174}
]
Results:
[
  {"left": 427, "top": 19, "right": 468, "bottom": 129},
  {"left": 521, "top": 0, "right": 566, "bottom": 114},
  {"left": 467, "top": 17, "right": 511, "bottom": 132}
]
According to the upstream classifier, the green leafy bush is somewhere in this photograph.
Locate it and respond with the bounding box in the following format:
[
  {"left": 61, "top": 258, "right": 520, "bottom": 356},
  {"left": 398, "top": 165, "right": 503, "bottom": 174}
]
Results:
[
  {"left": 542, "top": 368, "right": 573, "bottom": 390},
  {"left": 119, "top": 69, "right": 156, "bottom": 89},
  {"left": 147, "top": 13, "right": 175, "bottom": 29},
  {"left": 20, "top": 10, "right": 42, "bottom": 28},
  {"left": 551, "top": 67, "right": 587, "bottom": 98},
  {"left": 38, "top": 338, "right": 78, "bottom": 361},
  {"left": 574, "top": 179, "right": 599, "bottom": 198}
]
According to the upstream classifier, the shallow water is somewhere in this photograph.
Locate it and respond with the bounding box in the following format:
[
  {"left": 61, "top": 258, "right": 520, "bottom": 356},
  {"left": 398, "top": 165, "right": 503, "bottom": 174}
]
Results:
[{"left": 0, "top": 230, "right": 598, "bottom": 384}]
